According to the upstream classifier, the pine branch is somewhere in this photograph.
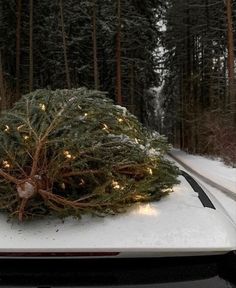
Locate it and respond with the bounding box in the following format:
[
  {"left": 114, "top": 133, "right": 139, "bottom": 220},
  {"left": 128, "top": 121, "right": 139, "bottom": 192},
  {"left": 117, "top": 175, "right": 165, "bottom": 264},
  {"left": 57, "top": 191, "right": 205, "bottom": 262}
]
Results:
[
  {"left": 0, "top": 169, "right": 19, "bottom": 184},
  {"left": 18, "top": 198, "right": 28, "bottom": 222},
  {"left": 62, "top": 169, "right": 101, "bottom": 177}
]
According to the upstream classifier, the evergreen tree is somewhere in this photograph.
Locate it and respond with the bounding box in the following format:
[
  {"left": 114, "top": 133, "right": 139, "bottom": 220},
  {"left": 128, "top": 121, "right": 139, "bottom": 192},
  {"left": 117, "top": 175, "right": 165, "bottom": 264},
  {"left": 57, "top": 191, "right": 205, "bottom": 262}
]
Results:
[
  {"left": 0, "top": 0, "right": 162, "bottom": 120},
  {"left": 0, "top": 89, "right": 179, "bottom": 221}
]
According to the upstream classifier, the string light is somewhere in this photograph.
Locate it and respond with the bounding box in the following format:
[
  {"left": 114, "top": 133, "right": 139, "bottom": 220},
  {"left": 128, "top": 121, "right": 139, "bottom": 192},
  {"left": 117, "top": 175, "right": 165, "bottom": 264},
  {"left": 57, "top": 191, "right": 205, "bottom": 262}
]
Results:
[
  {"left": 117, "top": 118, "right": 123, "bottom": 123},
  {"left": 61, "top": 183, "right": 66, "bottom": 190},
  {"left": 2, "top": 160, "right": 11, "bottom": 168},
  {"left": 79, "top": 179, "right": 85, "bottom": 186},
  {"left": 64, "top": 150, "right": 72, "bottom": 159},
  {"left": 84, "top": 113, "right": 88, "bottom": 117},
  {"left": 4, "top": 125, "right": 10, "bottom": 132},
  {"left": 17, "top": 124, "right": 25, "bottom": 131},
  {"left": 112, "top": 180, "right": 120, "bottom": 189},
  {"left": 147, "top": 167, "right": 153, "bottom": 175},
  {"left": 23, "top": 135, "right": 30, "bottom": 140},
  {"left": 39, "top": 103, "right": 46, "bottom": 111},
  {"left": 112, "top": 180, "right": 124, "bottom": 190},
  {"left": 102, "top": 123, "right": 109, "bottom": 132},
  {"left": 63, "top": 150, "right": 75, "bottom": 160}
]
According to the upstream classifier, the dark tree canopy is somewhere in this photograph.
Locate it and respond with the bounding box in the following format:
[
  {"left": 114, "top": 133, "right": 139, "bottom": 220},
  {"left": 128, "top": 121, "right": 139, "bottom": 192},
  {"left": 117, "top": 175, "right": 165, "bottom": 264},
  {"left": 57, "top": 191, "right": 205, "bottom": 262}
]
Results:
[
  {"left": 0, "top": 0, "right": 161, "bottom": 120},
  {"left": 0, "top": 0, "right": 235, "bottom": 164}
]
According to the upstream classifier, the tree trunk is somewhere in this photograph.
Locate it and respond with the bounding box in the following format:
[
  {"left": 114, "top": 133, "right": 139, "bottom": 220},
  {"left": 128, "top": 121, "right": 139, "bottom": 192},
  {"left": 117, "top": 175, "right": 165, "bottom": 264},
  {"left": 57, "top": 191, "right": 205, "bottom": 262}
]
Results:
[
  {"left": 130, "top": 62, "right": 135, "bottom": 114},
  {"left": 180, "top": 65, "right": 185, "bottom": 150},
  {"left": 92, "top": 0, "right": 99, "bottom": 90},
  {"left": 16, "top": 0, "right": 22, "bottom": 99},
  {"left": 0, "top": 50, "right": 6, "bottom": 111},
  {"left": 29, "top": 0, "right": 33, "bottom": 92},
  {"left": 183, "top": 0, "right": 192, "bottom": 152},
  {"left": 116, "top": 0, "right": 122, "bottom": 105},
  {"left": 226, "top": 0, "right": 236, "bottom": 122},
  {"left": 59, "top": 0, "right": 71, "bottom": 89}
]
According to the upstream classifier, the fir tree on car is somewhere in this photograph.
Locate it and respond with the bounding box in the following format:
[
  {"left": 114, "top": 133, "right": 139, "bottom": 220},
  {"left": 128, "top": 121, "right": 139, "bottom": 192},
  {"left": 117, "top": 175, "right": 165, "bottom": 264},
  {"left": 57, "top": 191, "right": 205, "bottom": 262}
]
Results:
[{"left": 0, "top": 88, "right": 179, "bottom": 222}]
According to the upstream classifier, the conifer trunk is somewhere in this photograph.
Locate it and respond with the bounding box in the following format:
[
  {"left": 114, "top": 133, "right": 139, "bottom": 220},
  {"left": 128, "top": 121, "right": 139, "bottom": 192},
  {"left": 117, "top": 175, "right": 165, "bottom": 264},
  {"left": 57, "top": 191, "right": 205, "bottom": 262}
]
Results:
[
  {"left": 29, "top": 0, "right": 33, "bottom": 92},
  {"left": 16, "top": 0, "right": 22, "bottom": 99},
  {"left": 226, "top": 0, "right": 235, "bottom": 122},
  {"left": 116, "top": 0, "right": 122, "bottom": 105},
  {"left": 0, "top": 50, "right": 6, "bottom": 110},
  {"left": 130, "top": 63, "right": 135, "bottom": 114},
  {"left": 59, "top": 0, "right": 71, "bottom": 89},
  {"left": 92, "top": 0, "right": 99, "bottom": 90}
]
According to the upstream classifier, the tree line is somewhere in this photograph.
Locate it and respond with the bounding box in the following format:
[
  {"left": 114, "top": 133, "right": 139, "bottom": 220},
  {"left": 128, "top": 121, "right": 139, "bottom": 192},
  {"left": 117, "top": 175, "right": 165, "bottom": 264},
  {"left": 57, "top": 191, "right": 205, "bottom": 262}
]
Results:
[
  {"left": 0, "top": 0, "right": 235, "bottom": 162},
  {"left": 0, "top": 0, "right": 161, "bottom": 120},
  {"left": 161, "top": 0, "right": 236, "bottom": 163}
]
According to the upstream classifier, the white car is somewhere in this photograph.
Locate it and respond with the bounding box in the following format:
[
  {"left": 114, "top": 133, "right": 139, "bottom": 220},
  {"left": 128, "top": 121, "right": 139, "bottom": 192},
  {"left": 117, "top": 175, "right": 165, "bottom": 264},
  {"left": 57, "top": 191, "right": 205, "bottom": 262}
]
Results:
[{"left": 0, "top": 170, "right": 235, "bottom": 287}]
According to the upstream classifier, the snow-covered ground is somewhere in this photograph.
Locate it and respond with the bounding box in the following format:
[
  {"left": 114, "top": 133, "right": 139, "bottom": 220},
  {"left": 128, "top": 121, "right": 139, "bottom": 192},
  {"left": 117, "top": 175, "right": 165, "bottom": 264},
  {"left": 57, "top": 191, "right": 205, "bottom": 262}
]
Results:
[
  {"left": 170, "top": 149, "right": 236, "bottom": 194},
  {"left": 168, "top": 149, "right": 236, "bottom": 224}
]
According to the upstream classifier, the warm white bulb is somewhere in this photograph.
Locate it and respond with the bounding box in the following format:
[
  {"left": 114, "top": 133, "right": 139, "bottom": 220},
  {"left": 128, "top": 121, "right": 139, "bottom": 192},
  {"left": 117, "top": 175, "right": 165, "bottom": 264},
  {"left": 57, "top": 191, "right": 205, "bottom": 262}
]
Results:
[
  {"left": 102, "top": 123, "right": 109, "bottom": 131},
  {"left": 4, "top": 125, "right": 10, "bottom": 132},
  {"left": 63, "top": 150, "right": 75, "bottom": 159},
  {"left": 17, "top": 124, "right": 25, "bottom": 131},
  {"left": 23, "top": 135, "right": 29, "bottom": 140},
  {"left": 79, "top": 179, "right": 85, "bottom": 186},
  {"left": 112, "top": 180, "right": 124, "bottom": 190},
  {"left": 64, "top": 151, "right": 71, "bottom": 158},
  {"left": 39, "top": 103, "right": 46, "bottom": 111},
  {"left": 2, "top": 160, "right": 10, "bottom": 168}
]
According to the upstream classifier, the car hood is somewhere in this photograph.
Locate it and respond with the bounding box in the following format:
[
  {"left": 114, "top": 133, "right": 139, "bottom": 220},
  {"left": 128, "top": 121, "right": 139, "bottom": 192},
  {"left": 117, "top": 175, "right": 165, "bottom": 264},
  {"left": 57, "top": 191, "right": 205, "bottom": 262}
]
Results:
[{"left": 0, "top": 176, "right": 236, "bottom": 257}]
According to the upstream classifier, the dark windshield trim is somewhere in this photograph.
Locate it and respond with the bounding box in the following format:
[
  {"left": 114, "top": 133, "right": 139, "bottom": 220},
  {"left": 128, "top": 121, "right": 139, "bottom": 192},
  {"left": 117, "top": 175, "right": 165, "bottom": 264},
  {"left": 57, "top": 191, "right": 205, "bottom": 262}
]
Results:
[
  {"left": 0, "top": 253, "right": 235, "bottom": 286},
  {"left": 181, "top": 170, "right": 216, "bottom": 209}
]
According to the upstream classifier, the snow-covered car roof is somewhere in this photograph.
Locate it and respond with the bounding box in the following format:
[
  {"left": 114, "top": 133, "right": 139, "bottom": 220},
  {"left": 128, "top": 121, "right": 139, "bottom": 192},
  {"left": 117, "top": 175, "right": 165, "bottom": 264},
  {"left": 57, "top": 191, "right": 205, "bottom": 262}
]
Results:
[{"left": 0, "top": 173, "right": 235, "bottom": 258}]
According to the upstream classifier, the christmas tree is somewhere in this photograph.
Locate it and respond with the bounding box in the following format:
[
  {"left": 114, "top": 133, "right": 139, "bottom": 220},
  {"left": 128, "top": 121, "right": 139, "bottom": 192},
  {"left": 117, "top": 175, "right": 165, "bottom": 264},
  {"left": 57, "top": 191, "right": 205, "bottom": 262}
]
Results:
[{"left": 0, "top": 88, "right": 179, "bottom": 221}]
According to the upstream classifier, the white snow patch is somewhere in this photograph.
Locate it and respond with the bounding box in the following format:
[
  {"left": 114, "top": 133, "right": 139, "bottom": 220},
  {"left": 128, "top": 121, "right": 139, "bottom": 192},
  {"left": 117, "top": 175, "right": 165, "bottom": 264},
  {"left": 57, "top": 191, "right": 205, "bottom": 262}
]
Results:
[
  {"left": 171, "top": 149, "right": 236, "bottom": 193},
  {"left": 115, "top": 105, "right": 128, "bottom": 116},
  {"left": 107, "top": 134, "right": 161, "bottom": 156},
  {"left": 147, "top": 148, "right": 161, "bottom": 157}
]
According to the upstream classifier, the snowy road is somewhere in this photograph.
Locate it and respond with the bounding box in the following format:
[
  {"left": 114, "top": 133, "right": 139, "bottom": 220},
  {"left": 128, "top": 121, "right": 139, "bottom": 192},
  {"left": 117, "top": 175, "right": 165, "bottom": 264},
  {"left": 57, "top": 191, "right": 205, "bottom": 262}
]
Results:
[
  {"left": 169, "top": 149, "right": 236, "bottom": 195},
  {"left": 167, "top": 151, "right": 236, "bottom": 225}
]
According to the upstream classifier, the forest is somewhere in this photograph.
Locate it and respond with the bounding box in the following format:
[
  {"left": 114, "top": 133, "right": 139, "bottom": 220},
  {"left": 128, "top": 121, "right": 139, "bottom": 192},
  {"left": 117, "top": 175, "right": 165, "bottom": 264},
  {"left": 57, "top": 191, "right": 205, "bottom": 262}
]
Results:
[{"left": 0, "top": 0, "right": 236, "bottom": 165}]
